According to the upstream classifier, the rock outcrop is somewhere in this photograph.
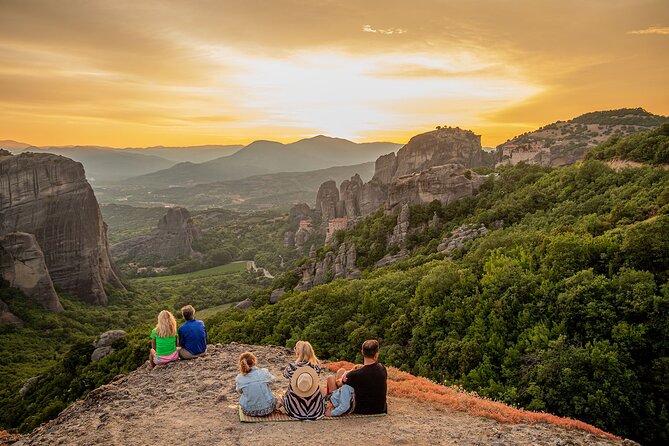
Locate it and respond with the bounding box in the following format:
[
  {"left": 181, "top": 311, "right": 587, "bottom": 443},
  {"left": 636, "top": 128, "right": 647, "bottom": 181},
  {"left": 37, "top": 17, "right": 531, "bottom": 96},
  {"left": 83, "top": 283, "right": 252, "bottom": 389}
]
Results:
[
  {"left": 315, "top": 181, "right": 340, "bottom": 222},
  {"left": 0, "top": 232, "right": 62, "bottom": 312},
  {"left": 437, "top": 223, "right": 489, "bottom": 254},
  {"left": 0, "top": 152, "right": 123, "bottom": 305},
  {"left": 91, "top": 330, "right": 127, "bottom": 362},
  {"left": 387, "top": 203, "right": 410, "bottom": 247},
  {"left": 314, "top": 127, "right": 487, "bottom": 222},
  {"left": 296, "top": 242, "right": 360, "bottom": 291},
  {"left": 20, "top": 343, "right": 624, "bottom": 446},
  {"left": 0, "top": 298, "right": 23, "bottom": 327},
  {"left": 386, "top": 164, "right": 486, "bottom": 211},
  {"left": 111, "top": 207, "right": 200, "bottom": 261},
  {"left": 393, "top": 127, "right": 483, "bottom": 177},
  {"left": 269, "top": 288, "right": 285, "bottom": 304}
]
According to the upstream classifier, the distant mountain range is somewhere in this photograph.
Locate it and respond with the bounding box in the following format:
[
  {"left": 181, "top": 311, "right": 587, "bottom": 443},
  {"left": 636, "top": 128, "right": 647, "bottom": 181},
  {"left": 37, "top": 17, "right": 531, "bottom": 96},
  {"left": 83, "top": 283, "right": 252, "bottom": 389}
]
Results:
[
  {"left": 497, "top": 108, "right": 669, "bottom": 167},
  {"left": 95, "top": 161, "right": 377, "bottom": 211},
  {"left": 127, "top": 136, "right": 401, "bottom": 187}
]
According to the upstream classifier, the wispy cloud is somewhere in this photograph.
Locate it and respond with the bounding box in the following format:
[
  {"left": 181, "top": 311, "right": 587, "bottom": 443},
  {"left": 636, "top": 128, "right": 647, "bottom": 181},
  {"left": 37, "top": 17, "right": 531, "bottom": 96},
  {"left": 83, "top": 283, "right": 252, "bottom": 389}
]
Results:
[
  {"left": 362, "top": 25, "right": 407, "bottom": 35},
  {"left": 628, "top": 25, "right": 669, "bottom": 35}
]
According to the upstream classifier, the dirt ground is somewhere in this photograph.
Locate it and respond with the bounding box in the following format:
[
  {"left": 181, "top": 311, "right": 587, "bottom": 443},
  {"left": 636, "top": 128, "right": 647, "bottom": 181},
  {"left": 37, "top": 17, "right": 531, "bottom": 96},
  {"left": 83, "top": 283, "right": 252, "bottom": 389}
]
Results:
[{"left": 15, "top": 343, "right": 625, "bottom": 446}]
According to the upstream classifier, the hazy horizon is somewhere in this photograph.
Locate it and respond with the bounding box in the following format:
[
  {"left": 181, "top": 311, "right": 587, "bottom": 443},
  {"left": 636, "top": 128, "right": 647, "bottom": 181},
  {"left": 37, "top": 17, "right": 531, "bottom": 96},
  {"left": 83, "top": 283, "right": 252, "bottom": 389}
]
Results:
[{"left": 1, "top": 0, "right": 668, "bottom": 148}]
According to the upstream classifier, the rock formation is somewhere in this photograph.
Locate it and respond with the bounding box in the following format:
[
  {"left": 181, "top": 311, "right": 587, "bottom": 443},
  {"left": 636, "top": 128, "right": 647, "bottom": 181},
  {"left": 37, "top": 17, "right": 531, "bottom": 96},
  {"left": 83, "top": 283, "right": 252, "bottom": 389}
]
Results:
[
  {"left": 235, "top": 298, "right": 253, "bottom": 310},
  {"left": 388, "top": 203, "right": 410, "bottom": 247},
  {"left": 314, "top": 127, "right": 487, "bottom": 222},
  {"left": 386, "top": 164, "right": 486, "bottom": 211},
  {"left": 393, "top": 127, "right": 483, "bottom": 177},
  {"left": 269, "top": 288, "right": 285, "bottom": 304},
  {"left": 0, "top": 298, "right": 24, "bottom": 327},
  {"left": 295, "top": 242, "right": 360, "bottom": 291},
  {"left": 315, "top": 181, "right": 340, "bottom": 222},
  {"left": 91, "top": 330, "right": 127, "bottom": 362},
  {"left": 0, "top": 232, "right": 62, "bottom": 312},
  {"left": 111, "top": 207, "right": 200, "bottom": 261},
  {"left": 437, "top": 223, "right": 489, "bottom": 254},
  {"left": 0, "top": 152, "right": 123, "bottom": 305}
]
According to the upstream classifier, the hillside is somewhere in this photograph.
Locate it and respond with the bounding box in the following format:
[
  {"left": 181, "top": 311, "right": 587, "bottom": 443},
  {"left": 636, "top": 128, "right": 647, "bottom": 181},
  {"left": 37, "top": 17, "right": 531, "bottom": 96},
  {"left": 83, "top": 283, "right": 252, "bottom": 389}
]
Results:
[
  {"left": 586, "top": 123, "right": 669, "bottom": 165},
  {"left": 145, "top": 162, "right": 376, "bottom": 210},
  {"left": 15, "top": 344, "right": 622, "bottom": 446},
  {"left": 15, "top": 146, "right": 176, "bottom": 183},
  {"left": 498, "top": 108, "right": 669, "bottom": 167},
  {"left": 128, "top": 136, "right": 400, "bottom": 187}
]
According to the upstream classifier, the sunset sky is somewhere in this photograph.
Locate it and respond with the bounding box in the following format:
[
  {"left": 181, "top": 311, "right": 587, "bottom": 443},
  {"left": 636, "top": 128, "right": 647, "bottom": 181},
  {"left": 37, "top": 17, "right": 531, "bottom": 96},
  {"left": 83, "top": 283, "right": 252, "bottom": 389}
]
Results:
[{"left": 1, "top": 0, "right": 668, "bottom": 148}]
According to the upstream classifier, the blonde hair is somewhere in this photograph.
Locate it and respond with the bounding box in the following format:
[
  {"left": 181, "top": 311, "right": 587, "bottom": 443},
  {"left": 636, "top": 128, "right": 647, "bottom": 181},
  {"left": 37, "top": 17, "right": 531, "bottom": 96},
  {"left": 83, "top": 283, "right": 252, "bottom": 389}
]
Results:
[
  {"left": 155, "top": 310, "right": 177, "bottom": 338},
  {"left": 239, "top": 351, "right": 257, "bottom": 375},
  {"left": 294, "top": 340, "right": 319, "bottom": 366}
]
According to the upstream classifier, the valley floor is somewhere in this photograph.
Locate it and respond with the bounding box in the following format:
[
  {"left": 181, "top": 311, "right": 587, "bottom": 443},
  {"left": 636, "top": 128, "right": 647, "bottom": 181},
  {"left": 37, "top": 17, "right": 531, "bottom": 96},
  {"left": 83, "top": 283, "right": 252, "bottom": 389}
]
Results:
[{"left": 16, "top": 344, "right": 623, "bottom": 446}]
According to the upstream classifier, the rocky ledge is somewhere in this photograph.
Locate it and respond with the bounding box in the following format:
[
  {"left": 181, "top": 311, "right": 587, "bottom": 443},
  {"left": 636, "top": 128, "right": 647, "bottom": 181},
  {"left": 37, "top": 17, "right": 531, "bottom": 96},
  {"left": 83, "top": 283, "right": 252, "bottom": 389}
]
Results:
[{"left": 12, "top": 343, "right": 626, "bottom": 446}]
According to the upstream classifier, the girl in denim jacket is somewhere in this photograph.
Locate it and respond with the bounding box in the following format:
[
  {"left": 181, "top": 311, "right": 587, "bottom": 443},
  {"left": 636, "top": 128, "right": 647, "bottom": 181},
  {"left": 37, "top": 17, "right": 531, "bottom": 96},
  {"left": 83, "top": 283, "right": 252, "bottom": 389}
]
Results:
[{"left": 236, "top": 352, "right": 276, "bottom": 416}]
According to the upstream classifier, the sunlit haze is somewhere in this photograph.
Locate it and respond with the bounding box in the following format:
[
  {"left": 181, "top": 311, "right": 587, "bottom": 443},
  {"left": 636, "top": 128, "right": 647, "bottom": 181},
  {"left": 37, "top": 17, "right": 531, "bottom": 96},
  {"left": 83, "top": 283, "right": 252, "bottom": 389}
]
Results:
[{"left": 1, "top": 0, "right": 668, "bottom": 147}]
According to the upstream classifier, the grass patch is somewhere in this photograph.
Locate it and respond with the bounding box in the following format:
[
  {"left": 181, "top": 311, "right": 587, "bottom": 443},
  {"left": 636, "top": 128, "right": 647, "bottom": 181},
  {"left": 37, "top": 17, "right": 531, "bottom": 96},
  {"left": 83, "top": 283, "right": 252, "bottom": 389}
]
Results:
[{"left": 131, "top": 261, "right": 248, "bottom": 283}]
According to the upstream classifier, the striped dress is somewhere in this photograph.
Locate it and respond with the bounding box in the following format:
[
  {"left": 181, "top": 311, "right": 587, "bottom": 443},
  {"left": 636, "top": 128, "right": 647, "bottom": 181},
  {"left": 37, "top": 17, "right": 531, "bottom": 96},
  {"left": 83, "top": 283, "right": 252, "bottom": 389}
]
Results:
[{"left": 282, "top": 361, "right": 325, "bottom": 420}]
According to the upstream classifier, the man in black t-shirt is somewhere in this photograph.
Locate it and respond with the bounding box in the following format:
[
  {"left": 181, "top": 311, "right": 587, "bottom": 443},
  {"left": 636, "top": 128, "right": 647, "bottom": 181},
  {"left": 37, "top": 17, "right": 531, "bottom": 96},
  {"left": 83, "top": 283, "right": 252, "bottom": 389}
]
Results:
[{"left": 343, "top": 339, "right": 387, "bottom": 414}]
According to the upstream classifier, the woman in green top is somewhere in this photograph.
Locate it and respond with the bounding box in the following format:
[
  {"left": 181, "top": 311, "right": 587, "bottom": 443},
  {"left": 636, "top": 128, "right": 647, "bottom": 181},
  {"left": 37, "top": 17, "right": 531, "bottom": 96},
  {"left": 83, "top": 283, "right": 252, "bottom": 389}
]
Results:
[{"left": 149, "top": 310, "right": 180, "bottom": 369}]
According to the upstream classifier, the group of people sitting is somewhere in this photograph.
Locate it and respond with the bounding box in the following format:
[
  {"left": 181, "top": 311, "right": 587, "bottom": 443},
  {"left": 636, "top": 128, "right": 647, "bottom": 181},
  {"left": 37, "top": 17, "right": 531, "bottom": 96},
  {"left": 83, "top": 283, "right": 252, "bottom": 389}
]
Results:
[
  {"left": 148, "top": 306, "right": 387, "bottom": 420},
  {"left": 237, "top": 340, "right": 387, "bottom": 420}
]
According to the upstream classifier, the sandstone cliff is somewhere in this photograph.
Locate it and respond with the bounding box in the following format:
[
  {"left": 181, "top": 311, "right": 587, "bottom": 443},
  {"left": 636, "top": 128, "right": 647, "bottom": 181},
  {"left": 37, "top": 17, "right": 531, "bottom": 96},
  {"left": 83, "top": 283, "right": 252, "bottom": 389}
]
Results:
[
  {"left": 314, "top": 127, "right": 488, "bottom": 222},
  {"left": 296, "top": 242, "right": 360, "bottom": 291},
  {"left": 0, "top": 232, "right": 62, "bottom": 312},
  {"left": 111, "top": 207, "right": 200, "bottom": 261},
  {"left": 0, "top": 152, "right": 123, "bottom": 305},
  {"left": 17, "top": 343, "right": 623, "bottom": 446}
]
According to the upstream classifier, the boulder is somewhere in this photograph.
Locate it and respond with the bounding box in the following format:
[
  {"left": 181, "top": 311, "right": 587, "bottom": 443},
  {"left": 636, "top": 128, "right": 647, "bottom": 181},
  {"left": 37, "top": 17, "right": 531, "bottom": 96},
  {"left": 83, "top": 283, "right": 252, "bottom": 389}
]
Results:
[
  {"left": 235, "top": 298, "right": 253, "bottom": 310},
  {"left": 269, "top": 288, "right": 285, "bottom": 304},
  {"left": 283, "top": 231, "right": 295, "bottom": 248},
  {"left": 19, "top": 376, "right": 39, "bottom": 397},
  {"left": 375, "top": 252, "right": 409, "bottom": 268},
  {"left": 91, "top": 346, "right": 114, "bottom": 362},
  {"left": 0, "top": 153, "right": 123, "bottom": 305},
  {"left": 94, "top": 330, "right": 127, "bottom": 348},
  {"left": 0, "top": 232, "right": 62, "bottom": 312}
]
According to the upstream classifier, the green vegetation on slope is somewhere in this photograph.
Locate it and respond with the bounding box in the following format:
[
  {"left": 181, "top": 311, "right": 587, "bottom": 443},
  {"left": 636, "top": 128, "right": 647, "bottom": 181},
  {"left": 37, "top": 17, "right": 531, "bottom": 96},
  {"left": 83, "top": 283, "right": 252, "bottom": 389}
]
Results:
[
  {"left": 207, "top": 161, "right": 669, "bottom": 445},
  {"left": 586, "top": 123, "right": 669, "bottom": 165}
]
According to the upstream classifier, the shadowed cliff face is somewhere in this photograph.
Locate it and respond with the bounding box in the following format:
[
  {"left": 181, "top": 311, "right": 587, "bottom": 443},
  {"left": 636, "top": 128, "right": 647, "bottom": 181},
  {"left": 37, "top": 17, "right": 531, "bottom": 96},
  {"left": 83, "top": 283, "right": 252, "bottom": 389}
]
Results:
[
  {"left": 0, "top": 152, "right": 123, "bottom": 305},
  {"left": 0, "top": 232, "right": 62, "bottom": 312}
]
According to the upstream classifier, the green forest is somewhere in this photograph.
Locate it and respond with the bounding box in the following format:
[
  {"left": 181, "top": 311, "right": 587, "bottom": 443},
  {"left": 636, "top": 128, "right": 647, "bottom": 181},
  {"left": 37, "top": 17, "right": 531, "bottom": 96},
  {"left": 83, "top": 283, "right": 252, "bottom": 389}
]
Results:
[{"left": 2, "top": 127, "right": 669, "bottom": 444}]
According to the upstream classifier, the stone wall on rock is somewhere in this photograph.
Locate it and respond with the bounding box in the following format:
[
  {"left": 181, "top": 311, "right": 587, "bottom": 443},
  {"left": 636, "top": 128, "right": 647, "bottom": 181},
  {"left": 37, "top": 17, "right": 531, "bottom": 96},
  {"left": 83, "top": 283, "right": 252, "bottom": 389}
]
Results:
[
  {"left": 0, "top": 152, "right": 123, "bottom": 305},
  {"left": 111, "top": 207, "right": 200, "bottom": 261},
  {"left": 0, "top": 232, "right": 62, "bottom": 312}
]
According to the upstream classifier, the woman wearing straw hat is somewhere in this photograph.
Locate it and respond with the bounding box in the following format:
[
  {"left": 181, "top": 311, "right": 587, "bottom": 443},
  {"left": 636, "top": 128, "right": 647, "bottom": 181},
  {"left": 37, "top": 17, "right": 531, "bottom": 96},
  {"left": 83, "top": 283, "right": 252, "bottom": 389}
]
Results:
[{"left": 281, "top": 340, "right": 325, "bottom": 420}]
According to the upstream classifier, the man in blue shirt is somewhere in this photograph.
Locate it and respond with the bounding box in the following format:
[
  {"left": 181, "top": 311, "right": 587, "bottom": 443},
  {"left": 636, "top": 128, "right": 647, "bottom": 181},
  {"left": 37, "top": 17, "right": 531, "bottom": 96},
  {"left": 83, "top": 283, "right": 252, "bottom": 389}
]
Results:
[{"left": 178, "top": 305, "right": 207, "bottom": 359}]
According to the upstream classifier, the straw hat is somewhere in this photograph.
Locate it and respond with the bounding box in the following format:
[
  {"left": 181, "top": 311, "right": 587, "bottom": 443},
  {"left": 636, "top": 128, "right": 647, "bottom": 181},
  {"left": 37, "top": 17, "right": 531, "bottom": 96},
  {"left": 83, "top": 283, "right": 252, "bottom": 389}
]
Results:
[{"left": 290, "top": 366, "right": 320, "bottom": 397}]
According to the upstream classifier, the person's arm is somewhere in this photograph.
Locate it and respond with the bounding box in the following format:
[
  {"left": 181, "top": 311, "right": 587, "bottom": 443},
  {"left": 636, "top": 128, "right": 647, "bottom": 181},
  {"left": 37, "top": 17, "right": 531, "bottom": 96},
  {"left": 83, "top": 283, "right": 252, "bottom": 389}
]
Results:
[
  {"left": 178, "top": 327, "right": 184, "bottom": 348},
  {"left": 283, "top": 364, "right": 294, "bottom": 379},
  {"left": 330, "top": 386, "right": 353, "bottom": 417},
  {"left": 203, "top": 322, "right": 208, "bottom": 344},
  {"left": 151, "top": 338, "right": 156, "bottom": 350},
  {"left": 342, "top": 368, "right": 361, "bottom": 387},
  {"left": 235, "top": 377, "right": 243, "bottom": 394},
  {"left": 176, "top": 335, "right": 180, "bottom": 348}
]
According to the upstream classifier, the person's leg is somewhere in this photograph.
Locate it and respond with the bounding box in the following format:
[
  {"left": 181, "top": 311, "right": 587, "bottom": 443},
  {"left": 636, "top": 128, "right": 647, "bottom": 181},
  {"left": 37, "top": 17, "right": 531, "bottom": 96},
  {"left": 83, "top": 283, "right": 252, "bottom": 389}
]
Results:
[
  {"left": 149, "top": 348, "right": 156, "bottom": 369},
  {"left": 326, "top": 376, "right": 337, "bottom": 395},
  {"left": 178, "top": 347, "right": 196, "bottom": 360}
]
